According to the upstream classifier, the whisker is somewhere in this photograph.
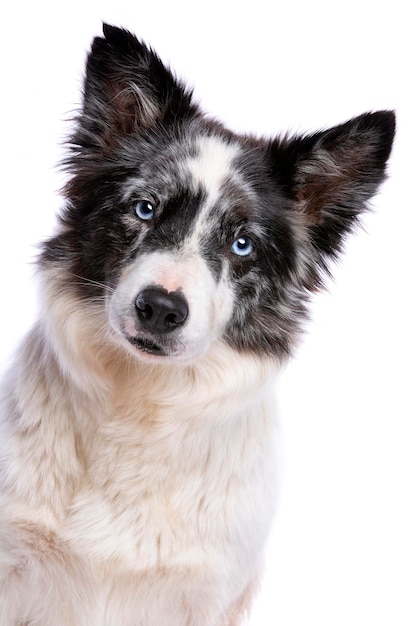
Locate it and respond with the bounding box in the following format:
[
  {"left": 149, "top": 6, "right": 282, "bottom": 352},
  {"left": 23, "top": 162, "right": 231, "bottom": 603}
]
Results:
[{"left": 67, "top": 272, "right": 116, "bottom": 294}]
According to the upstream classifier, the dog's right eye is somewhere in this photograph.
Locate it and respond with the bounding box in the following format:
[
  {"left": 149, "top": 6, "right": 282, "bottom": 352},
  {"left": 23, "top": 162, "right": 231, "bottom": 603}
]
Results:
[{"left": 134, "top": 200, "right": 155, "bottom": 221}]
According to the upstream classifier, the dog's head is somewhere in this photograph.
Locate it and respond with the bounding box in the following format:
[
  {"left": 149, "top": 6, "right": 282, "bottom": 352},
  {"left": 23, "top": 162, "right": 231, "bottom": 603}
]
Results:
[{"left": 41, "top": 24, "right": 395, "bottom": 363}]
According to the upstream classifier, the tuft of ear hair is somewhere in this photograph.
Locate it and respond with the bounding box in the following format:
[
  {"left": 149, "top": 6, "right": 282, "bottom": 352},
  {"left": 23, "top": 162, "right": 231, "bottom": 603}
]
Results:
[
  {"left": 70, "top": 24, "right": 197, "bottom": 155},
  {"left": 267, "top": 110, "right": 395, "bottom": 277}
]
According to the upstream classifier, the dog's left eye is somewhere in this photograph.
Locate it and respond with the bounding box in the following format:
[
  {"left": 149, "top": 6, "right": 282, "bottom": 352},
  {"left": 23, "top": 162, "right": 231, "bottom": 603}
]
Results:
[
  {"left": 231, "top": 236, "right": 254, "bottom": 257},
  {"left": 134, "top": 200, "right": 155, "bottom": 221}
]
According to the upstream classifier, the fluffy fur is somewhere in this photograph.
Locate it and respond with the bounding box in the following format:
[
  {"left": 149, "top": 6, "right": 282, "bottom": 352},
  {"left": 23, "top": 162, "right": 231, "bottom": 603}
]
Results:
[{"left": 0, "top": 25, "right": 395, "bottom": 625}]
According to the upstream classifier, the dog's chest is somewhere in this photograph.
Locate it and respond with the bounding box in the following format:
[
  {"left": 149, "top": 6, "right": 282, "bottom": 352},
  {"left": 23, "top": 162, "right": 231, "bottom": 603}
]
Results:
[{"left": 63, "top": 400, "right": 277, "bottom": 573}]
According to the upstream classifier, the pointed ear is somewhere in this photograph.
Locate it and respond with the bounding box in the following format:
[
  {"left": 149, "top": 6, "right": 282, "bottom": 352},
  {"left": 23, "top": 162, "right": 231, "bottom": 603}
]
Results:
[
  {"left": 267, "top": 111, "right": 395, "bottom": 265},
  {"left": 71, "top": 24, "right": 196, "bottom": 153}
]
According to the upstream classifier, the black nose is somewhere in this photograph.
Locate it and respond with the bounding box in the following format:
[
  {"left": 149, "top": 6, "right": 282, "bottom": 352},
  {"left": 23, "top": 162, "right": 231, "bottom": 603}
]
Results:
[{"left": 135, "top": 286, "right": 189, "bottom": 334}]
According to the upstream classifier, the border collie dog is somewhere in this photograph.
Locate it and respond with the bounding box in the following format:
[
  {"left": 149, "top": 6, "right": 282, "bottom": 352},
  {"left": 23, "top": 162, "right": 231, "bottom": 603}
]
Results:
[{"left": 0, "top": 24, "right": 394, "bottom": 626}]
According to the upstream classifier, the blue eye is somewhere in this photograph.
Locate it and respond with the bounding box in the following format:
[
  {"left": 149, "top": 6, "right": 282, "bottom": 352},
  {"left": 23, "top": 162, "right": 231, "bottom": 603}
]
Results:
[
  {"left": 231, "top": 236, "right": 254, "bottom": 257},
  {"left": 134, "top": 200, "right": 155, "bottom": 221}
]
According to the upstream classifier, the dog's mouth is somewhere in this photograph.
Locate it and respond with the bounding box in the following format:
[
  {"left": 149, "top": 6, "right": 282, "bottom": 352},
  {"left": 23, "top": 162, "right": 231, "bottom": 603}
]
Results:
[{"left": 129, "top": 336, "right": 167, "bottom": 356}]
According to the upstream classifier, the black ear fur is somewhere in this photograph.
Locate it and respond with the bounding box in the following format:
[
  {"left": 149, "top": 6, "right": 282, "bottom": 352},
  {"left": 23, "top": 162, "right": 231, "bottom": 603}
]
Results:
[
  {"left": 268, "top": 111, "right": 395, "bottom": 270},
  {"left": 71, "top": 24, "right": 196, "bottom": 154}
]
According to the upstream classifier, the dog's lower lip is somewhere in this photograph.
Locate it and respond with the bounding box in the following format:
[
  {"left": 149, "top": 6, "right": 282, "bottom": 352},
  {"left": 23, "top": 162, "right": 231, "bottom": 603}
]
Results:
[{"left": 130, "top": 336, "right": 166, "bottom": 355}]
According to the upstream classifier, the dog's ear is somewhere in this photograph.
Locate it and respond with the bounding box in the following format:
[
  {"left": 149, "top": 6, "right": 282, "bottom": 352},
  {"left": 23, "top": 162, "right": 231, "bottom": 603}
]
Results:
[
  {"left": 72, "top": 24, "right": 196, "bottom": 153},
  {"left": 267, "top": 111, "right": 395, "bottom": 278}
]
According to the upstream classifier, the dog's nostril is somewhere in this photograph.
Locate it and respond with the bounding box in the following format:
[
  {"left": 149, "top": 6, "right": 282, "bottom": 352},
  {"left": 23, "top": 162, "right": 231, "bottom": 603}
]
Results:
[
  {"left": 165, "top": 312, "right": 181, "bottom": 327},
  {"left": 138, "top": 303, "right": 153, "bottom": 322},
  {"left": 135, "top": 286, "right": 188, "bottom": 334}
]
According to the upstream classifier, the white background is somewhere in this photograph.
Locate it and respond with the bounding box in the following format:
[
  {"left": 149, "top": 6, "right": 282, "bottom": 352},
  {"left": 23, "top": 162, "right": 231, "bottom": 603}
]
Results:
[{"left": 1, "top": 1, "right": 416, "bottom": 624}]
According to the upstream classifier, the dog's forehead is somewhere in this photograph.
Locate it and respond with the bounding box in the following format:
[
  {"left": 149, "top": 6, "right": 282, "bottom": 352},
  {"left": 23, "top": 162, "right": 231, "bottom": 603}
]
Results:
[
  {"left": 123, "top": 134, "right": 243, "bottom": 208},
  {"left": 183, "top": 135, "right": 241, "bottom": 200}
]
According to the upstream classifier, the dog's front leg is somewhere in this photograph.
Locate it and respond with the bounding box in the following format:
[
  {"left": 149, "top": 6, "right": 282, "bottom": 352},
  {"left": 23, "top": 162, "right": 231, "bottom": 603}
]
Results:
[{"left": 0, "top": 519, "right": 96, "bottom": 626}]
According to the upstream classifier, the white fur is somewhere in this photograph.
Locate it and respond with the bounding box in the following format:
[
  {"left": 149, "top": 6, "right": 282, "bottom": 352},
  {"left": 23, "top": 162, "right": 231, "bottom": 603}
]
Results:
[
  {"left": 186, "top": 136, "right": 240, "bottom": 201},
  {"left": 0, "top": 265, "right": 280, "bottom": 625}
]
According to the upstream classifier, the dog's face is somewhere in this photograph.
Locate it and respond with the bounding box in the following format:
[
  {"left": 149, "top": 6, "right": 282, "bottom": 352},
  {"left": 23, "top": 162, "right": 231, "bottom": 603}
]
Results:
[
  {"left": 105, "top": 132, "right": 303, "bottom": 362},
  {"left": 108, "top": 137, "right": 246, "bottom": 361},
  {"left": 42, "top": 25, "right": 395, "bottom": 363}
]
